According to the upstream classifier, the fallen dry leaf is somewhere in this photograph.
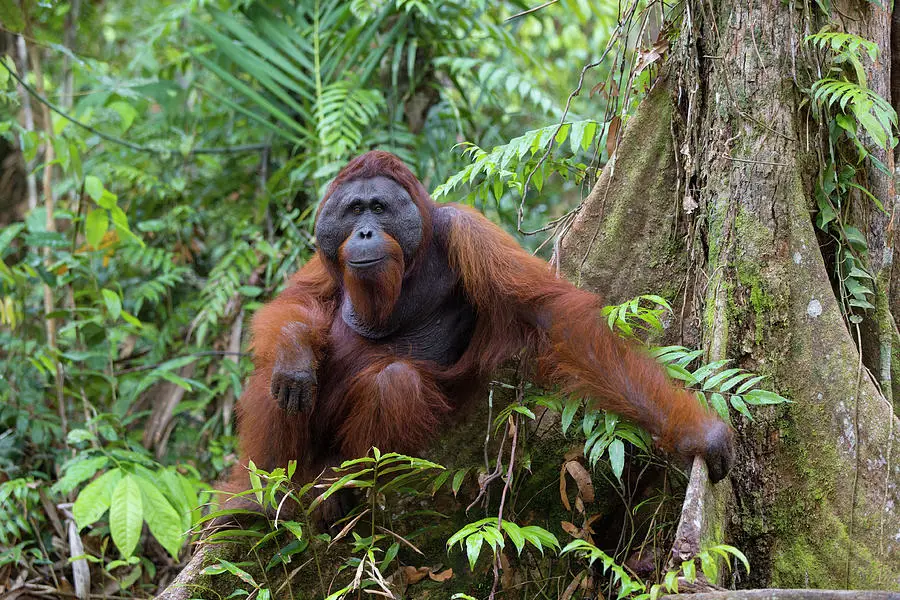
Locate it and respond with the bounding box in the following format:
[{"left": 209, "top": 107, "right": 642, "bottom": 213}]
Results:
[
  {"left": 403, "top": 566, "right": 430, "bottom": 585},
  {"left": 565, "top": 460, "right": 595, "bottom": 503},
  {"left": 429, "top": 568, "right": 453, "bottom": 582},
  {"left": 559, "top": 462, "right": 571, "bottom": 511},
  {"left": 561, "top": 520, "right": 580, "bottom": 537}
]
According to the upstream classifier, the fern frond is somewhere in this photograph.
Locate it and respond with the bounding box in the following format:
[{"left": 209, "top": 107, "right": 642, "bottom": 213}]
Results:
[
  {"left": 810, "top": 78, "right": 897, "bottom": 149},
  {"left": 436, "top": 57, "right": 564, "bottom": 118},
  {"left": 316, "top": 82, "right": 385, "bottom": 160},
  {"left": 804, "top": 31, "right": 878, "bottom": 62}
]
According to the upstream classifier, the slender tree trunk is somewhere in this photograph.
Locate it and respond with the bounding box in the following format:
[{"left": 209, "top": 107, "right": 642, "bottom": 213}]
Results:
[{"left": 560, "top": 0, "right": 900, "bottom": 589}]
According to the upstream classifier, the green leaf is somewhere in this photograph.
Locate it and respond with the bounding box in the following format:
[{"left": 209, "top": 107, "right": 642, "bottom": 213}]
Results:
[
  {"left": 682, "top": 559, "right": 697, "bottom": 583},
  {"left": 108, "top": 101, "right": 137, "bottom": 132},
  {"left": 691, "top": 359, "right": 731, "bottom": 383},
  {"left": 136, "top": 476, "right": 184, "bottom": 559},
  {"left": 710, "top": 393, "right": 731, "bottom": 424},
  {"left": 85, "top": 209, "right": 108, "bottom": 248},
  {"left": 500, "top": 521, "right": 526, "bottom": 555},
  {"left": 465, "top": 533, "right": 484, "bottom": 570},
  {"left": 102, "top": 289, "right": 122, "bottom": 321},
  {"left": 703, "top": 368, "right": 744, "bottom": 391},
  {"left": 666, "top": 364, "right": 697, "bottom": 385},
  {"left": 85, "top": 176, "right": 104, "bottom": 203},
  {"left": 381, "top": 542, "right": 400, "bottom": 571},
  {"left": 718, "top": 544, "right": 751, "bottom": 573},
  {"left": 0, "top": 223, "right": 24, "bottom": 255},
  {"left": 213, "top": 559, "right": 258, "bottom": 587},
  {"left": 53, "top": 456, "right": 110, "bottom": 495},
  {"left": 74, "top": 468, "right": 122, "bottom": 529},
  {"left": 109, "top": 475, "right": 143, "bottom": 557},
  {"left": 744, "top": 389, "right": 791, "bottom": 405},
  {"left": 718, "top": 372, "right": 756, "bottom": 393},
  {"left": 842, "top": 226, "right": 868, "bottom": 252},
  {"left": 608, "top": 439, "right": 625, "bottom": 481},
  {"left": 730, "top": 396, "right": 753, "bottom": 420},
  {"left": 561, "top": 397, "right": 580, "bottom": 435},
  {"left": 735, "top": 375, "right": 766, "bottom": 394},
  {"left": 554, "top": 123, "right": 570, "bottom": 145},
  {"left": 481, "top": 525, "right": 505, "bottom": 551},
  {"left": 451, "top": 468, "right": 468, "bottom": 496},
  {"left": 520, "top": 525, "right": 560, "bottom": 552}
]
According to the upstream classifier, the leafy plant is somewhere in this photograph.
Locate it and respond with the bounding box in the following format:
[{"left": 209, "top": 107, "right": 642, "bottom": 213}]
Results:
[
  {"left": 447, "top": 517, "right": 560, "bottom": 570},
  {"left": 433, "top": 119, "right": 601, "bottom": 205},
  {"left": 806, "top": 30, "right": 896, "bottom": 151},
  {"left": 58, "top": 424, "right": 204, "bottom": 560},
  {"left": 804, "top": 28, "right": 898, "bottom": 322}
]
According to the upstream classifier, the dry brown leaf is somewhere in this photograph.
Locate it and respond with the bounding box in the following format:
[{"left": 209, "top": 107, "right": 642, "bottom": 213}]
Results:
[
  {"left": 403, "top": 566, "right": 430, "bottom": 585},
  {"left": 559, "top": 462, "right": 571, "bottom": 511},
  {"left": 606, "top": 116, "right": 621, "bottom": 158},
  {"left": 561, "top": 520, "right": 581, "bottom": 538},
  {"left": 565, "top": 460, "right": 595, "bottom": 503},
  {"left": 575, "top": 495, "right": 585, "bottom": 515},
  {"left": 429, "top": 568, "right": 453, "bottom": 582},
  {"left": 560, "top": 571, "right": 586, "bottom": 600},
  {"left": 584, "top": 513, "right": 602, "bottom": 533}
]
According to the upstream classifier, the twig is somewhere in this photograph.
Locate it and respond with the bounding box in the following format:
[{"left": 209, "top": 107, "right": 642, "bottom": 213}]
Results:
[
  {"left": 517, "top": 56, "right": 606, "bottom": 235},
  {"left": 488, "top": 414, "right": 520, "bottom": 600},
  {"left": 505, "top": 0, "right": 560, "bottom": 21}
]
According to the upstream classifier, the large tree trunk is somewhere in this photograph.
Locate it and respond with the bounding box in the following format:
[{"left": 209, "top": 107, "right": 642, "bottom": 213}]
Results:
[{"left": 561, "top": 0, "right": 900, "bottom": 589}]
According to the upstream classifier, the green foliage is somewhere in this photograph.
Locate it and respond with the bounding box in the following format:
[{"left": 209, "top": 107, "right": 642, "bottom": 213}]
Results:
[
  {"left": 59, "top": 425, "right": 205, "bottom": 559},
  {"left": 0, "top": 0, "right": 767, "bottom": 595},
  {"left": 0, "top": 478, "right": 44, "bottom": 568},
  {"left": 561, "top": 539, "right": 647, "bottom": 598},
  {"left": 601, "top": 295, "right": 792, "bottom": 425},
  {"left": 433, "top": 119, "right": 600, "bottom": 205},
  {"left": 804, "top": 28, "right": 897, "bottom": 323},
  {"left": 601, "top": 294, "right": 672, "bottom": 339},
  {"left": 447, "top": 517, "right": 560, "bottom": 570}
]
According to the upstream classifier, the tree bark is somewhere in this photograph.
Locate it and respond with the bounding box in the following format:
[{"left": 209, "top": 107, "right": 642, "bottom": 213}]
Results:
[{"left": 561, "top": 0, "right": 900, "bottom": 590}]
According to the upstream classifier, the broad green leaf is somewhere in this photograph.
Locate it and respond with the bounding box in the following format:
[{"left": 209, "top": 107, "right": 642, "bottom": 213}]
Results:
[
  {"left": 136, "top": 476, "right": 184, "bottom": 559},
  {"left": 53, "top": 456, "right": 109, "bottom": 495},
  {"left": 744, "top": 389, "right": 791, "bottom": 405},
  {"left": 608, "top": 439, "right": 625, "bottom": 480},
  {"left": 561, "top": 397, "right": 580, "bottom": 435},
  {"left": 74, "top": 468, "right": 122, "bottom": 529},
  {"left": 500, "top": 521, "right": 526, "bottom": 554},
  {"left": 108, "top": 101, "right": 137, "bottom": 132},
  {"left": 709, "top": 393, "right": 731, "bottom": 424},
  {"left": 109, "top": 475, "right": 143, "bottom": 558},
  {"left": 703, "top": 368, "right": 743, "bottom": 391},
  {"left": 102, "top": 289, "right": 122, "bottom": 321},
  {"left": 718, "top": 372, "right": 756, "bottom": 393},
  {"left": 465, "top": 533, "right": 484, "bottom": 570},
  {"left": 735, "top": 375, "right": 766, "bottom": 394},
  {"left": 451, "top": 468, "right": 468, "bottom": 496},
  {"left": 85, "top": 209, "right": 108, "bottom": 248},
  {"left": 85, "top": 176, "right": 104, "bottom": 202},
  {"left": 521, "top": 525, "right": 559, "bottom": 551},
  {"left": 380, "top": 542, "right": 400, "bottom": 571},
  {"left": 730, "top": 395, "right": 753, "bottom": 420}
]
